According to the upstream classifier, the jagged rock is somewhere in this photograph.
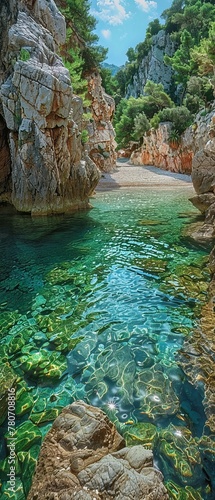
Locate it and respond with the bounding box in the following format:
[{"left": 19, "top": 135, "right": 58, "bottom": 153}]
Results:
[
  {"left": 28, "top": 401, "right": 168, "bottom": 500},
  {"left": 131, "top": 105, "right": 215, "bottom": 175},
  {"left": 192, "top": 138, "right": 215, "bottom": 195},
  {"left": 0, "top": 0, "right": 100, "bottom": 214},
  {"left": 189, "top": 193, "right": 215, "bottom": 213},
  {"left": 131, "top": 122, "right": 193, "bottom": 173},
  {"left": 180, "top": 107, "right": 215, "bottom": 437},
  {"left": 126, "top": 30, "right": 175, "bottom": 98},
  {"left": 87, "top": 72, "right": 117, "bottom": 172}
]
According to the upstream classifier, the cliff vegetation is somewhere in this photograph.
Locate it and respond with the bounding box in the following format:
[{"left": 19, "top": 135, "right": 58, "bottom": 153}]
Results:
[{"left": 101, "top": 0, "right": 215, "bottom": 150}]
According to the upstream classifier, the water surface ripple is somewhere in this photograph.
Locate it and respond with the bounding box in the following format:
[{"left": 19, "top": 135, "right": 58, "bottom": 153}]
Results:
[{"left": 0, "top": 188, "right": 214, "bottom": 499}]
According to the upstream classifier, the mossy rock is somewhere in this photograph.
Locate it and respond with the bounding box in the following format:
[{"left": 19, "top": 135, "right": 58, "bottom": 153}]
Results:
[
  {"left": 11, "top": 345, "right": 67, "bottom": 381},
  {"left": 6, "top": 421, "right": 42, "bottom": 453},
  {"left": 0, "top": 363, "right": 17, "bottom": 425},
  {"left": 0, "top": 311, "right": 20, "bottom": 340},
  {"left": 123, "top": 422, "right": 157, "bottom": 448},
  {"left": 0, "top": 478, "right": 24, "bottom": 499},
  {"left": 16, "top": 382, "right": 34, "bottom": 417},
  {"left": 17, "top": 445, "right": 41, "bottom": 497},
  {"left": 133, "top": 257, "right": 168, "bottom": 274},
  {"left": 0, "top": 455, "right": 21, "bottom": 481},
  {"left": 48, "top": 332, "right": 84, "bottom": 354},
  {"left": 45, "top": 264, "right": 76, "bottom": 285},
  {"left": 165, "top": 480, "right": 203, "bottom": 499},
  {"left": 158, "top": 425, "right": 201, "bottom": 486},
  {"left": 138, "top": 219, "right": 162, "bottom": 226},
  {"left": 30, "top": 407, "right": 61, "bottom": 424}
]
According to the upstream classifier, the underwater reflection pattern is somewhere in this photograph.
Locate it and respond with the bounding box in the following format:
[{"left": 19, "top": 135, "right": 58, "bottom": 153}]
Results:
[{"left": 0, "top": 188, "right": 214, "bottom": 499}]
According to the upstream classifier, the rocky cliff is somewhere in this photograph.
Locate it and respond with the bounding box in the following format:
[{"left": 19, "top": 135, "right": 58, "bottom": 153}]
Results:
[
  {"left": 126, "top": 30, "right": 175, "bottom": 99},
  {"left": 180, "top": 116, "right": 215, "bottom": 439},
  {"left": 130, "top": 106, "right": 215, "bottom": 177},
  {"left": 0, "top": 0, "right": 100, "bottom": 215},
  {"left": 87, "top": 72, "right": 117, "bottom": 172}
]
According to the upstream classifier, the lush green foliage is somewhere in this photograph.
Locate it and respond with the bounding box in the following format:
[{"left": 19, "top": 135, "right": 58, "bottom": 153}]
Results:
[
  {"left": 133, "top": 113, "right": 150, "bottom": 140},
  {"left": 158, "top": 106, "right": 193, "bottom": 135},
  {"left": 191, "top": 21, "right": 215, "bottom": 78},
  {"left": 55, "top": 0, "right": 215, "bottom": 149},
  {"left": 114, "top": 83, "right": 175, "bottom": 147},
  {"left": 57, "top": 0, "right": 107, "bottom": 73},
  {"left": 110, "top": 0, "right": 215, "bottom": 147}
]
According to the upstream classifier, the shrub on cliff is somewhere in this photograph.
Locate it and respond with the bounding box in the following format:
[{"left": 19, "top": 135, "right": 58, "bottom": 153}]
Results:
[
  {"left": 133, "top": 113, "right": 151, "bottom": 141},
  {"left": 158, "top": 106, "right": 192, "bottom": 134}
]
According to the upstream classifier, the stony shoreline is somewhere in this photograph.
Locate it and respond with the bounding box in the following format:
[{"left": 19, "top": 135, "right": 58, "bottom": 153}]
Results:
[{"left": 96, "top": 161, "right": 195, "bottom": 191}]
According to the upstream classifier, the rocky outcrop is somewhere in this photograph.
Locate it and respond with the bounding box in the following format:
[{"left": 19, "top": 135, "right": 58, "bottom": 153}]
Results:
[
  {"left": 0, "top": 0, "right": 100, "bottom": 215},
  {"left": 188, "top": 109, "right": 215, "bottom": 241},
  {"left": 126, "top": 30, "right": 175, "bottom": 99},
  {"left": 28, "top": 401, "right": 168, "bottom": 500},
  {"left": 130, "top": 105, "right": 215, "bottom": 178},
  {"left": 180, "top": 107, "right": 215, "bottom": 436},
  {"left": 130, "top": 122, "right": 193, "bottom": 174},
  {"left": 86, "top": 72, "right": 117, "bottom": 172}
]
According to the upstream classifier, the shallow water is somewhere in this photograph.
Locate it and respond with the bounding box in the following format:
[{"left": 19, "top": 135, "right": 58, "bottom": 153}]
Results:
[{"left": 0, "top": 188, "right": 214, "bottom": 499}]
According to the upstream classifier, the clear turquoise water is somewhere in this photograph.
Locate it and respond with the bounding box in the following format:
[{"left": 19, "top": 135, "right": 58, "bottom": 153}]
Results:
[{"left": 0, "top": 188, "right": 214, "bottom": 499}]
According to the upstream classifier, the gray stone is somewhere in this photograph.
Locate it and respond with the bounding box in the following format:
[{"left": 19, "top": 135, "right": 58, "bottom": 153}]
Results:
[
  {"left": 28, "top": 401, "right": 168, "bottom": 500},
  {"left": 126, "top": 30, "right": 175, "bottom": 98},
  {"left": 0, "top": 0, "right": 100, "bottom": 214}
]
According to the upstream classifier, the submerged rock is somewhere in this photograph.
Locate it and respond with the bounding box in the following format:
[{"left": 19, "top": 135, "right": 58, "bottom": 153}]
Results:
[
  {"left": 0, "top": 363, "right": 17, "bottom": 425},
  {"left": 158, "top": 424, "right": 202, "bottom": 486},
  {"left": 28, "top": 401, "right": 168, "bottom": 500}
]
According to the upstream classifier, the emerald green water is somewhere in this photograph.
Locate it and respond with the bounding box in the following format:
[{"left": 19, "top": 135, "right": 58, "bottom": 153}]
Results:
[{"left": 0, "top": 188, "right": 214, "bottom": 499}]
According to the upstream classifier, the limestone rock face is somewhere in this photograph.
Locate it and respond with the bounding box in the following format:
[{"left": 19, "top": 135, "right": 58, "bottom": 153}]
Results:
[
  {"left": 131, "top": 123, "right": 193, "bottom": 174},
  {"left": 28, "top": 401, "right": 168, "bottom": 500},
  {"left": 131, "top": 106, "right": 215, "bottom": 178},
  {"left": 188, "top": 108, "right": 215, "bottom": 241},
  {"left": 87, "top": 72, "right": 117, "bottom": 172},
  {"left": 126, "top": 30, "right": 175, "bottom": 99},
  {"left": 0, "top": 0, "right": 100, "bottom": 215}
]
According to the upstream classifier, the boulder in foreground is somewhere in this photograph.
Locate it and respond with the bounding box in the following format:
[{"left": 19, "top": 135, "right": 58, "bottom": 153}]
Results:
[{"left": 28, "top": 400, "right": 168, "bottom": 500}]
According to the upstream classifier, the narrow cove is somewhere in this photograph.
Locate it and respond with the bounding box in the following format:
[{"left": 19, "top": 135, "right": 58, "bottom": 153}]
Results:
[{"left": 0, "top": 187, "right": 214, "bottom": 499}]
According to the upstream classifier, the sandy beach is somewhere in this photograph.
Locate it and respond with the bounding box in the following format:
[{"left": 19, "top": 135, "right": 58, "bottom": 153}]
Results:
[{"left": 96, "top": 160, "right": 195, "bottom": 192}]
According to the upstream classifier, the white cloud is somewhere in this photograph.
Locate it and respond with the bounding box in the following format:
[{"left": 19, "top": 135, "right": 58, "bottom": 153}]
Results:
[
  {"left": 134, "top": 0, "right": 157, "bottom": 12},
  {"left": 101, "top": 29, "right": 111, "bottom": 39},
  {"left": 92, "top": 0, "right": 130, "bottom": 26}
]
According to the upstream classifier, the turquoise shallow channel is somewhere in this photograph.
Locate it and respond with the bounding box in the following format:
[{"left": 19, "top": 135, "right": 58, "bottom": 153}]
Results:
[{"left": 0, "top": 187, "right": 214, "bottom": 499}]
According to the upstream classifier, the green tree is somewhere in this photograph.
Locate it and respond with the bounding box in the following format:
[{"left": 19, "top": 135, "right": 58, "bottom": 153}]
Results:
[
  {"left": 191, "top": 21, "right": 215, "bottom": 78},
  {"left": 143, "top": 81, "right": 174, "bottom": 111},
  {"left": 146, "top": 19, "right": 162, "bottom": 36},
  {"left": 57, "top": 0, "right": 107, "bottom": 71},
  {"left": 63, "top": 46, "right": 88, "bottom": 100},
  {"left": 100, "top": 67, "right": 118, "bottom": 96},
  {"left": 164, "top": 29, "right": 195, "bottom": 100},
  {"left": 184, "top": 75, "right": 214, "bottom": 112},
  {"left": 158, "top": 106, "right": 192, "bottom": 134},
  {"left": 115, "top": 97, "right": 149, "bottom": 147},
  {"left": 126, "top": 48, "right": 137, "bottom": 63},
  {"left": 133, "top": 112, "right": 150, "bottom": 140}
]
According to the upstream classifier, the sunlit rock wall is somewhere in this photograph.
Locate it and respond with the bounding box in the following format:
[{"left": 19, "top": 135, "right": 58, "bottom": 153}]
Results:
[
  {"left": 0, "top": 0, "right": 100, "bottom": 215},
  {"left": 130, "top": 106, "right": 215, "bottom": 180},
  {"left": 126, "top": 30, "right": 175, "bottom": 99},
  {"left": 86, "top": 71, "right": 117, "bottom": 172}
]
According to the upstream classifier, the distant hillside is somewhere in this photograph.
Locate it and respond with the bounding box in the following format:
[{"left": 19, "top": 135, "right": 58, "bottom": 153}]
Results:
[{"left": 102, "top": 63, "right": 121, "bottom": 76}]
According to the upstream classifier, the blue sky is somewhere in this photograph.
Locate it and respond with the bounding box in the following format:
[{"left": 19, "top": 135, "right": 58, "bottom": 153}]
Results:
[{"left": 90, "top": 0, "right": 173, "bottom": 66}]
